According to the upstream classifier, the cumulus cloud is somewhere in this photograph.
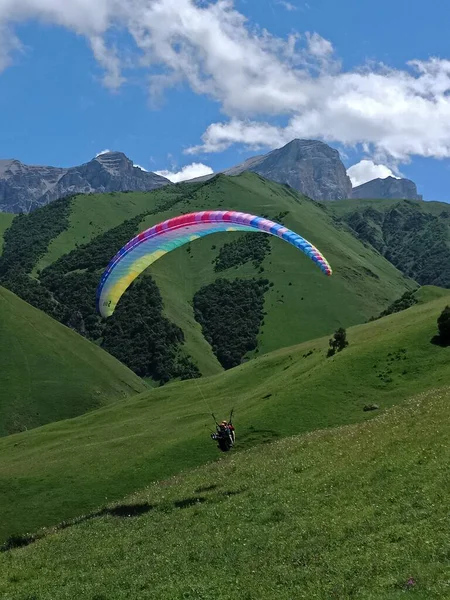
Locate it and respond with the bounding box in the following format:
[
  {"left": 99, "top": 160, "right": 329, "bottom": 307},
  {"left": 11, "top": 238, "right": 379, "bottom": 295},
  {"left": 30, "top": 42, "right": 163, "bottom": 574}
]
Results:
[
  {"left": 133, "top": 163, "right": 147, "bottom": 171},
  {"left": 186, "top": 59, "right": 450, "bottom": 160},
  {"left": 155, "top": 162, "right": 213, "bottom": 183},
  {"left": 347, "top": 160, "right": 400, "bottom": 187},
  {"left": 0, "top": 0, "right": 124, "bottom": 87},
  {"left": 2, "top": 0, "right": 450, "bottom": 164},
  {"left": 186, "top": 119, "right": 284, "bottom": 155}
]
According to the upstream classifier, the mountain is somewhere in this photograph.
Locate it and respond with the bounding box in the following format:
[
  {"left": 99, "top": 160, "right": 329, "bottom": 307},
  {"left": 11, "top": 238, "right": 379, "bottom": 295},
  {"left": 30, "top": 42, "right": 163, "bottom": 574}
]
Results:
[
  {"left": 2, "top": 143, "right": 424, "bottom": 215},
  {"left": 0, "top": 286, "right": 449, "bottom": 561},
  {"left": 0, "top": 152, "right": 171, "bottom": 214},
  {"left": 352, "top": 176, "right": 422, "bottom": 200},
  {"left": 0, "top": 286, "right": 147, "bottom": 437},
  {"left": 0, "top": 173, "right": 414, "bottom": 389},
  {"left": 190, "top": 139, "right": 353, "bottom": 200},
  {"left": 330, "top": 197, "right": 450, "bottom": 288}
]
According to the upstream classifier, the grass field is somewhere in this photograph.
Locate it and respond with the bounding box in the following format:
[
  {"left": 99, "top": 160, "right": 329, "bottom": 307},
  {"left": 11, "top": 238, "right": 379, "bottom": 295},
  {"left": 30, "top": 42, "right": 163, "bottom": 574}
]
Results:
[
  {"left": 33, "top": 186, "right": 185, "bottom": 273},
  {"left": 1, "top": 382, "right": 449, "bottom": 598},
  {"left": 0, "top": 287, "right": 449, "bottom": 545},
  {"left": 0, "top": 212, "right": 14, "bottom": 255},
  {"left": 415, "top": 285, "right": 450, "bottom": 303},
  {"left": 0, "top": 286, "right": 147, "bottom": 436}
]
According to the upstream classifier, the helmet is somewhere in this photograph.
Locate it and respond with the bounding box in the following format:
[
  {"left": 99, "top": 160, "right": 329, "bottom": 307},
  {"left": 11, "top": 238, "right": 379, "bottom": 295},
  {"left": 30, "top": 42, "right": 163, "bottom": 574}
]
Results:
[{"left": 221, "top": 420, "right": 227, "bottom": 425}]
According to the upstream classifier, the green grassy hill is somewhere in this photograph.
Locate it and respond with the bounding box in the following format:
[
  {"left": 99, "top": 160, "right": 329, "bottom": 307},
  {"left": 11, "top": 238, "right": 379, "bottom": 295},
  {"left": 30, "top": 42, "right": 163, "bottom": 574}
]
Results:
[
  {"left": 330, "top": 197, "right": 450, "bottom": 288},
  {"left": 1, "top": 380, "right": 449, "bottom": 598},
  {"left": 0, "top": 212, "right": 14, "bottom": 255},
  {"left": 0, "top": 287, "right": 448, "bottom": 545},
  {"left": 145, "top": 174, "right": 415, "bottom": 358},
  {"left": 0, "top": 286, "right": 147, "bottom": 436},
  {"left": 0, "top": 173, "right": 415, "bottom": 385},
  {"left": 34, "top": 186, "right": 187, "bottom": 272}
]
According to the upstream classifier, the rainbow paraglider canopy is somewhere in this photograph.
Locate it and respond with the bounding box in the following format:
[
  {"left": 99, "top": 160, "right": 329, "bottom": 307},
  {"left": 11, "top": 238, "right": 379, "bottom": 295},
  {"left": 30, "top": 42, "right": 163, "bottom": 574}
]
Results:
[{"left": 96, "top": 210, "right": 332, "bottom": 318}]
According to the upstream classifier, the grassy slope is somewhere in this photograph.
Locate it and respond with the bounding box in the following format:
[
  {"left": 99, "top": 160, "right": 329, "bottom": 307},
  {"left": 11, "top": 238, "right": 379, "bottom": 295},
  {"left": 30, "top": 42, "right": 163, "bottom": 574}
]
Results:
[
  {"left": 331, "top": 197, "right": 450, "bottom": 217},
  {"left": 0, "top": 288, "right": 449, "bottom": 543},
  {"left": 32, "top": 184, "right": 223, "bottom": 377},
  {"left": 34, "top": 187, "right": 186, "bottom": 272},
  {"left": 37, "top": 173, "right": 416, "bottom": 373},
  {"left": 1, "top": 387, "right": 449, "bottom": 599},
  {"left": 0, "top": 286, "right": 147, "bottom": 437},
  {"left": 146, "top": 172, "right": 416, "bottom": 357},
  {"left": 415, "top": 285, "right": 450, "bottom": 303},
  {"left": 0, "top": 212, "right": 14, "bottom": 255}
]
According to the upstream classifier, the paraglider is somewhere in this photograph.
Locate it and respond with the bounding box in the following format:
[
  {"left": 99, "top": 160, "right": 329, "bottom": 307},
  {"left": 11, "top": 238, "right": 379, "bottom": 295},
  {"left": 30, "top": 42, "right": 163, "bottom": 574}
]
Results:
[
  {"left": 210, "top": 410, "right": 235, "bottom": 452},
  {"left": 96, "top": 210, "right": 332, "bottom": 318}
]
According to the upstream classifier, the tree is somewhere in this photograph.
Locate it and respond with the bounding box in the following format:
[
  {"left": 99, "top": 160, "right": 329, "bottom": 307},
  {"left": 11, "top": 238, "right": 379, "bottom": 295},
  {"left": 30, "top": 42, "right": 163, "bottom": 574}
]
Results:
[
  {"left": 437, "top": 306, "right": 450, "bottom": 344},
  {"left": 327, "top": 327, "right": 349, "bottom": 357}
]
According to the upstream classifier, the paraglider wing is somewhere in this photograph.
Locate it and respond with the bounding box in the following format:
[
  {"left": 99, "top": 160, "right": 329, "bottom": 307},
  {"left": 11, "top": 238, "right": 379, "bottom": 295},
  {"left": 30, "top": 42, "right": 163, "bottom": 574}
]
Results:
[{"left": 96, "top": 210, "right": 332, "bottom": 318}]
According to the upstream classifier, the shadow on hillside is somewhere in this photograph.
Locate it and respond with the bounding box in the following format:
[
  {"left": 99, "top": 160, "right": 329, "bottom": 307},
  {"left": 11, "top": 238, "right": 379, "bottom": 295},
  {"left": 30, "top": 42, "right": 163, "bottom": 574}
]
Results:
[
  {"left": 2, "top": 486, "right": 251, "bottom": 554},
  {"left": 67, "top": 502, "right": 156, "bottom": 524},
  {"left": 4, "top": 486, "right": 252, "bottom": 553},
  {"left": 195, "top": 484, "right": 218, "bottom": 493},
  {"left": 174, "top": 497, "right": 207, "bottom": 509},
  {"left": 237, "top": 427, "right": 281, "bottom": 448},
  {"left": 222, "top": 488, "right": 247, "bottom": 497},
  {"left": 3, "top": 461, "right": 255, "bottom": 553},
  {"left": 430, "top": 334, "right": 450, "bottom": 347},
  {"left": 102, "top": 503, "right": 155, "bottom": 518},
  {"left": 1, "top": 502, "right": 155, "bottom": 553}
]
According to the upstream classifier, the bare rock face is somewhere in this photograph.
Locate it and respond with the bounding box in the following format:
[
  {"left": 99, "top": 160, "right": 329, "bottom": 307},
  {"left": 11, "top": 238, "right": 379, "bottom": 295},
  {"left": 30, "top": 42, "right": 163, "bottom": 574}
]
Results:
[
  {"left": 0, "top": 159, "right": 67, "bottom": 213},
  {"left": 0, "top": 152, "right": 171, "bottom": 213},
  {"left": 189, "top": 139, "right": 353, "bottom": 201},
  {"left": 352, "top": 176, "right": 422, "bottom": 201}
]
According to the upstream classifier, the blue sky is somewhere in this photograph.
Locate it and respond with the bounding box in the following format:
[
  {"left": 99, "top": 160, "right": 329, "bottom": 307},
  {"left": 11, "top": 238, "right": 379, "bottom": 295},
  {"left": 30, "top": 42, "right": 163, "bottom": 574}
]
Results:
[{"left": 0, "top": 0, "right": 450, "bottom": 200}]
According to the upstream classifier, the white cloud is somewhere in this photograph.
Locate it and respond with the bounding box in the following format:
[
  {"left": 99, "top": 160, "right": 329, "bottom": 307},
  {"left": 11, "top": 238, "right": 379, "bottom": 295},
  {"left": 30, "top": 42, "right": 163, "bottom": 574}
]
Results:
[
  {"left": 89, "top": 35, "right": 125, "bottom": 89},
  {"left": 186, "top": 119, "right": 284, "bottom": 154},
  {"left": 305, "top": 32, "right": 333, "bottom": 58},
  {"left": 186, "top": 59, "right": 450, "bottom": 160},
  {"left": 0, "top": 23, "right": 22, "bottom": 71},
  {"left": 2, "top": 1, "right": 450, "bottom": 165},
  {"left": 155, "top": 162, "right": 213, "bottom": 182},
  {"left": 0, "top": 0, "right": 113, "bottom": 32},
  {"left": 0, "top": 0, "right": 124, "bottom": 87},
  {"left": 276, "top": 1, "right": 298, "bottom": 11},
  {"left": 347, "top": 160, "right": 400, "bottom": 187},
  {"left": 133, "top": 163, "right": 147, "bottom": 171}
]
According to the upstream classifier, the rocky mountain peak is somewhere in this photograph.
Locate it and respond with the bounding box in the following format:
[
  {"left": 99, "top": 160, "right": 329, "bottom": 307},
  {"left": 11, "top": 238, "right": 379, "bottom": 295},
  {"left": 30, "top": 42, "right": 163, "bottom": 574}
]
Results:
[
  {"left": 93, "top": 152, "right": 134, "bottom": 174},
  {"left": 0, "top": 159, "right": 27, "bottom": 178},
  {"left": 188, "top": 139, "right": 352, "bottom": 200},
  {"left": 0, "top": 153, "right": 171, "bottom": 213},
  {"left": 227, "top": 139, "right": 353, "bottom": 200},
  {"left": 352, "top": 176, "right": 422, "bottom": 201},
  {"left": 278, "top": 138, "right": 341, "bottom": 159}
]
